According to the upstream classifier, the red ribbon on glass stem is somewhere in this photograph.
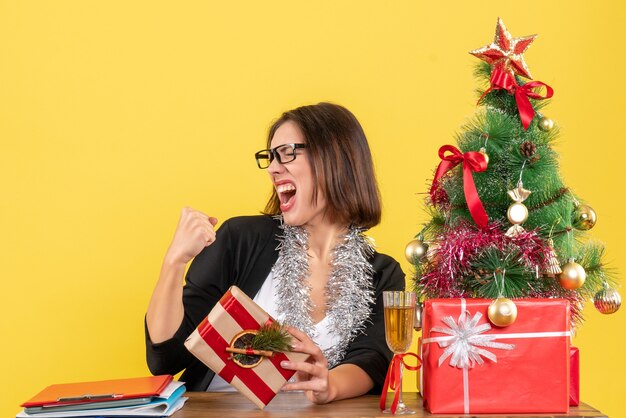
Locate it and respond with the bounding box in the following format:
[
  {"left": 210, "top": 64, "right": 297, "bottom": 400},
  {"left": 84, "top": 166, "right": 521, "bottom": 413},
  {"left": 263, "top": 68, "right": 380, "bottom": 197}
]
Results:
[
  {"left": 379, "top": 353, "right": 421, "bottom": 414},
  {"left": 481, "top": 67, "right": 554, "bottom": 130},
  {"left": 429, "top": 145, "right": 489, "bottom": 229}
]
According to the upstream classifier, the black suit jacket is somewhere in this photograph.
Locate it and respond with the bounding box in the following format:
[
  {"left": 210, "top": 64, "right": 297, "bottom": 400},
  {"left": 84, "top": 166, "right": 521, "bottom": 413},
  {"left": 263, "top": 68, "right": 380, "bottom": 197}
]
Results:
[{"left": 145, "top": 215, "right": 405, "bottom": 393}]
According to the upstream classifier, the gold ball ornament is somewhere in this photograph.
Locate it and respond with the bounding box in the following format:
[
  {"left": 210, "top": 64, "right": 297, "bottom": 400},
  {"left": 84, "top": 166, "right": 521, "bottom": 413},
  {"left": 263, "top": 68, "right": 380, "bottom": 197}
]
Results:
[
  {"left": 405, "top": 238, "right": 428, "bottom": 263},
  {"left": 479, "top": 147, "right": 489, "bottom": 166},
  {"left": 559, "top": 260, "right": 586, "bottom": 290},
  {"left": 572, "top": 204, "right": 597, "bottom": 230},
  {"left": 507, "top": 202, "right": 529, "bottom": 224},
  {"left": 538, "top": 116, "right": 554, "bottom": 132},
  {"left": 488, "top": 297, "right": 518, "bottom": 327},
  {"left": 593, "top": 285, "right": 621, "bottom": 314}
]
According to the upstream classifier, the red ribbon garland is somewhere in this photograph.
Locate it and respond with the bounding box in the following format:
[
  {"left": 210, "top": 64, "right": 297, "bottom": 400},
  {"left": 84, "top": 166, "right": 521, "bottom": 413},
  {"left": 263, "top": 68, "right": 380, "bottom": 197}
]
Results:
[
  {"left": 379, "top": 353, "right": 422, "bottom": 414},
  {"left": 481, "top": 67, "right": 554, "bottom": 130},
  {"left": 429, "top": 145, "right": 489, "bottom": 229}
]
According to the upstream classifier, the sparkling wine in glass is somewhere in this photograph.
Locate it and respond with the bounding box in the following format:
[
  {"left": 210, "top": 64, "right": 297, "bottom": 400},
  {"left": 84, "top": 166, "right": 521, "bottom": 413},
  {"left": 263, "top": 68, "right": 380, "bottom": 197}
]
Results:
[{"left": 382, "top": 291, "right": 416, "bottom": 415}]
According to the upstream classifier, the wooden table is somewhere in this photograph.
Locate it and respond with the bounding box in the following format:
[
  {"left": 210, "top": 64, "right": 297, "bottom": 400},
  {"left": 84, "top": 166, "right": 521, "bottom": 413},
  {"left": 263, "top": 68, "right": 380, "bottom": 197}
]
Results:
[{"left": 172, "top": 392, "right": 607, "bottom": 417}]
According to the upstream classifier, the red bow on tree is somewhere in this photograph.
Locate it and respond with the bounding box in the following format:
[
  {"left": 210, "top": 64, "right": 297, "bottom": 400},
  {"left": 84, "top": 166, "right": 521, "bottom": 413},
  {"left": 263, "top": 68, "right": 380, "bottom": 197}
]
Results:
[
  {"left": 482, "top": 66, "right": 554, "bottom": 130},
  {"left": 430, "top": 145, "right": 489, "bottom": 229}
]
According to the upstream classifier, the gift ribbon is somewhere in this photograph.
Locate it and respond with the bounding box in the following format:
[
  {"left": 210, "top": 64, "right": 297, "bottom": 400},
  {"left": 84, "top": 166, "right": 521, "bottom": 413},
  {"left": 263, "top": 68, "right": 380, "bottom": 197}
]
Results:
[
  {"left": 430, "top": 145, "right": 488, "bottom": 228},
  {"left": 195, "top": 291, "right": 295, "bottom": 406},
  {"left": 219, "top": 295, "right": 293, "bottom": 380},
  {"left": 197, "top": 317, "right": 276, "bottom": 405},
  {"left": 422, "top": 298, "right": 572, "bottom": 414},
  {"left": 480, "top": 67, "right": 554, "bottom": 130},
  {"left": 379, "top": 353, "right": 421, "bottom": 414},
  {"left": 429, "top": 310, "right": 514, "bottom": 368}
]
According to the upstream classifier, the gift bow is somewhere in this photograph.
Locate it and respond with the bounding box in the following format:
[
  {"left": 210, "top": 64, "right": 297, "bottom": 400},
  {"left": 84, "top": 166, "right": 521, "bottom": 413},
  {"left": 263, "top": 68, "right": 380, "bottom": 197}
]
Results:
[
  {"left": 482, "top": 67, "right": 554, "bottom": 130},
  {"left": 430, "top": 145, "right": 489, "bottom": 229},
  {"left": 379, "top": 352, "right": 421, "bottom": 414},
  {"left": 430, "top": 311, "right": 515, "bottom": 368}
]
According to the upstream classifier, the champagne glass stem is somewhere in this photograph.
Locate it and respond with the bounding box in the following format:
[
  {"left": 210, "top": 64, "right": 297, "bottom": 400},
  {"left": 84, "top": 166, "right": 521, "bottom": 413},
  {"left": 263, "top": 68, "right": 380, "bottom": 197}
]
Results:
[{"left": 396, "top": 361, "right": 406, "bottom": 410}]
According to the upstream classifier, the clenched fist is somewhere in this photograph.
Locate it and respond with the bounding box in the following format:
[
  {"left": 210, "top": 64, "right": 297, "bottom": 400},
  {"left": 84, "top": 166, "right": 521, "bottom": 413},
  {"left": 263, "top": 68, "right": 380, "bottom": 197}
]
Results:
[{"left": 165, "top": 207, "right": 218, "bottom": 265}]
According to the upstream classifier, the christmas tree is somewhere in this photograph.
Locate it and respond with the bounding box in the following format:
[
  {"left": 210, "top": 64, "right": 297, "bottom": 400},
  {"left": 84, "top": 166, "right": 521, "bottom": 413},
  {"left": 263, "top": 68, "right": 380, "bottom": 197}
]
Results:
[{"left": 408, "top": 18, "right": 621, "bottom": 327}]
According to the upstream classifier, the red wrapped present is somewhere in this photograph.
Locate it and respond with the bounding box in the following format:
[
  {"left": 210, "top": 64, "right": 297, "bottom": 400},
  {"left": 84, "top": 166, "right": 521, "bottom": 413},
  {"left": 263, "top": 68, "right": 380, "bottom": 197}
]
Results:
[
  {"left": 417, "top": 337, "right": 423, "bottom": 393},
  {"left": 570, "top": 346, "right": 580, "bottom": 406},
  {"left": 184, "top": 286, "right": 309, "bottom": 409},
  {"left": 421, "top": 298, "right": 571, "bottom": 414}
]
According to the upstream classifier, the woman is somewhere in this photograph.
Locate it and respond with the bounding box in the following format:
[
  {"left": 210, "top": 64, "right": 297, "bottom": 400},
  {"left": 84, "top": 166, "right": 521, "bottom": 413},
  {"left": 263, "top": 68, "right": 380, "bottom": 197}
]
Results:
[{"left": 145, "top": 102, "right": 404, "bottom": 403}]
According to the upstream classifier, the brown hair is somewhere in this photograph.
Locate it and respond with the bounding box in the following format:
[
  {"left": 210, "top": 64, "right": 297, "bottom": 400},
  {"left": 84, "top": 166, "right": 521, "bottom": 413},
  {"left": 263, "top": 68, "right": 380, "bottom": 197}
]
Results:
[{"left": 263, "top": 102, "right": 382, "bottom": 229}]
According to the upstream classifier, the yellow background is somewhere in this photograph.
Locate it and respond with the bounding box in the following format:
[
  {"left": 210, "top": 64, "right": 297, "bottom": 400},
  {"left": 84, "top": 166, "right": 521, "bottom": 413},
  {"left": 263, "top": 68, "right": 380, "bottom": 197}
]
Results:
[{"left": 1, "top": 1, "right": 624, "bottom": 416}]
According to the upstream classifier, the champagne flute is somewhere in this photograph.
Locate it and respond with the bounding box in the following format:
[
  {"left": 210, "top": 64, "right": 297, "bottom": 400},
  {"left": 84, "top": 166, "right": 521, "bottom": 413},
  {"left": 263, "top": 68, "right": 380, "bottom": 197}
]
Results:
[{"left": 382, "top": 291, "right": 416, "bottom": 415}]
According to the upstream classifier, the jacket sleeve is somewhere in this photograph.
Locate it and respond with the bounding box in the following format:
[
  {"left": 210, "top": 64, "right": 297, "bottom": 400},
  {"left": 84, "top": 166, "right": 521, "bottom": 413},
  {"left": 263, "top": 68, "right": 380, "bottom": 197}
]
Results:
[
  {"left": 144, "top": 215, "right": 280, "bottom": 386},
  {"left": 336, "top": 253, "right": 405, "bottom": 394},
  {"left": 144, "top": 219, "right": 236, "bottom": 376}
]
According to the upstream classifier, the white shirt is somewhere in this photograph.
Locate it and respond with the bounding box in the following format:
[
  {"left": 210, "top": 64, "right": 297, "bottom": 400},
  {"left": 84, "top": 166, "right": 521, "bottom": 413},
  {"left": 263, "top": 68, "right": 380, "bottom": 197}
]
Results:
[{"left": 207, "top": 271, "right": 339, "bottom": 391}]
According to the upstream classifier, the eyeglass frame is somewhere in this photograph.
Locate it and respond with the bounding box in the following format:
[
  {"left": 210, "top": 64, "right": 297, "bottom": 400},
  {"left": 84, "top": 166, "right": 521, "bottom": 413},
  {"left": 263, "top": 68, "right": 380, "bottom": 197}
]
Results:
[{"left": 254, "top": 143, "right": 307, "bottom": 169}]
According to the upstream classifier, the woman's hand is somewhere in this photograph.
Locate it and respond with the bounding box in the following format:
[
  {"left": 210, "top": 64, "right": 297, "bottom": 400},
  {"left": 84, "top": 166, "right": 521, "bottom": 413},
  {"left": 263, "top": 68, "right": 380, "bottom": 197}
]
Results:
[
  {"left": 280, "top": 326, "right": 336, "bottom": 404},
  {"left": 165, "top": 207, "right": 218, "bottom": 266}
]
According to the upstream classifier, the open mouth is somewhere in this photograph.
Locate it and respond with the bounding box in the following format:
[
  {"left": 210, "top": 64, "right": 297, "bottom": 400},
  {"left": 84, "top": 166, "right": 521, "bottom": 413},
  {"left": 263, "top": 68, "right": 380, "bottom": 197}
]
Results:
[{"left": 276, "top": 182, "right": 297, "bottom": 211}]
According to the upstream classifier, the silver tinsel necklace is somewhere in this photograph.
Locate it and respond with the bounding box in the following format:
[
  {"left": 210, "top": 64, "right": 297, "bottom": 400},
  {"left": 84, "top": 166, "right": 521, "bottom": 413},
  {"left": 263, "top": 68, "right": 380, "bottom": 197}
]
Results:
[{"left": 272, "top": 217, "right": 375, "bottom": 367}]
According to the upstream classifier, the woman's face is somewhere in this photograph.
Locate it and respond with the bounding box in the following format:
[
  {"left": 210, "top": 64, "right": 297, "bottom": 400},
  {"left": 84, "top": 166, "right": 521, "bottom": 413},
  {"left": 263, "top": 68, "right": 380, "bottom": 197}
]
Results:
[{"left": 268, "top": 121, "right": 327, "bottom": 227}]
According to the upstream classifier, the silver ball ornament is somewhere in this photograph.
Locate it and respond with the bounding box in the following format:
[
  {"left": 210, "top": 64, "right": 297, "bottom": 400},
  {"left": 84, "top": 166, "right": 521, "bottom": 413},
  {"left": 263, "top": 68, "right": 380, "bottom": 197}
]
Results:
[{"left": 594, "top": 285, "right": 621, "bottom": 314}]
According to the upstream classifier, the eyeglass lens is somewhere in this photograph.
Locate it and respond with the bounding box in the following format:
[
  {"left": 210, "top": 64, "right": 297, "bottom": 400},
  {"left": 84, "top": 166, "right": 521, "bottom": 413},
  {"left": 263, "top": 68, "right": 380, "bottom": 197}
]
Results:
[{"left": 255, "top": 144, "right": 301, "bottom": 169}]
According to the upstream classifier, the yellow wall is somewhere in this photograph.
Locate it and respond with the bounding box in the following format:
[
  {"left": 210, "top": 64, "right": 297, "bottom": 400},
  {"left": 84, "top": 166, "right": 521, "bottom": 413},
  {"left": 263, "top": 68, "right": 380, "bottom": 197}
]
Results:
[{"left": 2, "top": 1, "right": 624, "bottom": 416}]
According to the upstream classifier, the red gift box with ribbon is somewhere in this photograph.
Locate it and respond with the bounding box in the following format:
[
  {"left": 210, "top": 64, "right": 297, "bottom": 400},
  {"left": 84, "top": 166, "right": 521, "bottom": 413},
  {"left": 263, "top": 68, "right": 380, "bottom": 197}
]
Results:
[
  {"left": 421, "top": 298, "right": 570, "bottom": 414},
  {"left": 570, "top": 346, "right": 580, "bottom": 406},
  {"left": 184, "top": 286, "right": 309, "bottom": 409}
]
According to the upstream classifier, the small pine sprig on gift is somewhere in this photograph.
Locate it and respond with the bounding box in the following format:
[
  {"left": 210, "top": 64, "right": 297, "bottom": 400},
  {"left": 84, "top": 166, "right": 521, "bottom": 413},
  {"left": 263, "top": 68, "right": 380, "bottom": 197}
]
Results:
[
  {"left": 230, "top": 322, "right": 293, "bottom": 366},
  {"left": 251, "top": 322, "right": 293, "bottom": 353}
]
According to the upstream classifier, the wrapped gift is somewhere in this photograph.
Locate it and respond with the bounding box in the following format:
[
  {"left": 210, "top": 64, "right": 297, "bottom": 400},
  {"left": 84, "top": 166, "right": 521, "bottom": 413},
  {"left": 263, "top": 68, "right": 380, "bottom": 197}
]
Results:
[
  {"left": 184, "top": 286, "right": 308, "bottom": 409},
  {"left": 416, "top": 337, "right": 422, "bottom": 393},
  {"left": 421, "top": 298, "right": 570, "bottom": 414},
  {"left": 570, "top": 346, "right": 580, "bottom": 406}
]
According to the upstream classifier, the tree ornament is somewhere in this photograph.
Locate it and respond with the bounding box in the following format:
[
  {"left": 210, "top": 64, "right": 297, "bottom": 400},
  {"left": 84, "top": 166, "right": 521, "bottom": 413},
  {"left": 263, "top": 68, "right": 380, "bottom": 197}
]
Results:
[
  {"left": 572, "top": 203, "right": 597, "bottom": 231},
  {"left": 470, "top": 19, "right": 553, "bottom": 131},
  {"left": 413, "top": 301, "right": 423, "bottom": 331},
  {"left": 520, "top": 141, "right": 540, "bottom": 163},
  {"left": 593, "top": 283, "right": 622, "bottom": 314},
  {"left": 559, "top": 258, "right": 586, "bottom": 290},
  {"left": 538, "top": 116, "right": 554, "bottom": 132},
  {"left": 488, "top": 297, "right": 518, "bottom": 327},
  {"left": 405, "top": 235, "right": 429, "bottom": 263},
  {"left": 430, "top": 144, "right": 489, "bottom": 228},
  {"left": 505, "top": 181, "right": 531, "bottom": 237},
  {"left": 479, "top": 147, "right": 489, "bottom": 166},
  {"left": 543, "top": 238, "right": 562, "bottom": 277},
  {"left": 469, "top": 17, "right": 537, "bottom": 79}
]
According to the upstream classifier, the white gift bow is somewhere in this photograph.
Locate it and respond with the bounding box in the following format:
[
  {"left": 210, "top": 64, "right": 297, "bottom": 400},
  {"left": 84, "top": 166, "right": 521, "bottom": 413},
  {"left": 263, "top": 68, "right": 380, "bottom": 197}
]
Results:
[{"left": 429, "top": 310, "right": 515, "bottom": 368}]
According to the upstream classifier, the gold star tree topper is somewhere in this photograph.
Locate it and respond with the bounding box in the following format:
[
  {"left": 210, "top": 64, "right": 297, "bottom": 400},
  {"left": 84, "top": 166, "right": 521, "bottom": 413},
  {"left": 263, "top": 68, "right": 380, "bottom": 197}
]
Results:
[{"left": 470, "top": 17, "right": 537, "bottom": 79}]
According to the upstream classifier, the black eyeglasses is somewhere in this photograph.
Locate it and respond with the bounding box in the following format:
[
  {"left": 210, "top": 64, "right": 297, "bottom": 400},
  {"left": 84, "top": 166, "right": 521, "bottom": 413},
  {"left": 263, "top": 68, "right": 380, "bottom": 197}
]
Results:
[{"left": 254, "top": 143, "right": 307, "bottom": 169}]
